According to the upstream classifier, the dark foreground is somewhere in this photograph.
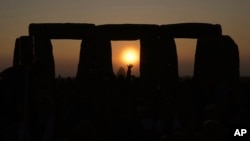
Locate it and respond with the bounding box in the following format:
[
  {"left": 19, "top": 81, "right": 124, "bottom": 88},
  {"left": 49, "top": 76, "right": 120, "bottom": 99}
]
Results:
[{"left": 0, "top": 74, "right": 250, "bottom": 141}]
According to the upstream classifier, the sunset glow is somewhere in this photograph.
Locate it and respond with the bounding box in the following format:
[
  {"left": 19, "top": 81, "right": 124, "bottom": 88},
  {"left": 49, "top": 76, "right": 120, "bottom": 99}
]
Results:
[
  {"left": 122, "top": 48, "right": 139, "bottom": 65},
  {"left": 112, "top": 41, "right": 140, "bottom": 76},
  {"left": 0, "top": 0, "right": 249, "bottom": 77}
]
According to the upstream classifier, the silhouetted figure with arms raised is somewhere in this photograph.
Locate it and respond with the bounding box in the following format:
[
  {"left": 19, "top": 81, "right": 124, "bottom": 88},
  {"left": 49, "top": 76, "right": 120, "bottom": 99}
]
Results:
[{"left": 126, "top": 64, "right": 133, "bottom": 80}]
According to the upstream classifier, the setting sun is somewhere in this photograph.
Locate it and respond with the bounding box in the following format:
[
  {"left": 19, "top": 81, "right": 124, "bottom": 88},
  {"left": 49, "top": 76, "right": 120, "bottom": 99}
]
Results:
[
  {"left": 122, "top": 48, "right": 139, "bottom": 64},
  {"left": 112, "top": 41, "right": 140, "bottom": 76}
]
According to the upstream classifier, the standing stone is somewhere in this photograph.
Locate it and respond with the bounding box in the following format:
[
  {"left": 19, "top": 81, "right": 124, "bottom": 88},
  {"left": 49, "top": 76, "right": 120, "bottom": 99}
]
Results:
[
  {"left": 19, "top": 36, "right": 34, "bottom": 66},
  {"left": 76, "top": 37, "right": 114, "bottom": 82},
  {"left": 13, "top": 36, "right": 34, "bottom": 67},
  {"left": 157, "top": 37, "right": 179, "bottom": 90},
  {"left": 33, "top": 37, "right": 55, "bottom": 81},
  {"left": 140, "top": 36, "right": 159, "bottom": 106},
  {"left": 140, "top": 37, "right": 178, "bottom": 85},
  {"left": 140, "top": 37, "right": 159, "bottom": 81},
  {"left": 193, "top": 35, "right": 239, "bottom": 91},
  {"left": 76, "top": 38, "right": 97, "bottom": 81},
  {"left": 13, "top": 38, "right": 20, "bottom": 66},
  {"left": 94, "top": 38, "right": 114, "bottom": 80}
]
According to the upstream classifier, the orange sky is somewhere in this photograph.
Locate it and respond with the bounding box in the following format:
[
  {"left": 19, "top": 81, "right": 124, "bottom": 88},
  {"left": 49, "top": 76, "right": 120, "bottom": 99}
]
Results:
[
  {"left": 111, "top": 41, "right": 140, "bottom": 77},
  {"left": 0, "top": 0, "right": 250, "bottom": 77}
]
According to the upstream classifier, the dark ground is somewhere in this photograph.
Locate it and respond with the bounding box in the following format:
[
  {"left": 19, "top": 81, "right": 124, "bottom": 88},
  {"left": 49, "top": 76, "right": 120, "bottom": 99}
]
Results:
[{"left": 0, "top": 73, "right": 250, "bottom": 141}]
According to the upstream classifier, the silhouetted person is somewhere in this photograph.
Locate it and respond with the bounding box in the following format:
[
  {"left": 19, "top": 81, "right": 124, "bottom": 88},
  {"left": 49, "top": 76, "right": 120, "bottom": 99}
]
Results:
[
  {"left": 126, "top": 64, "right": 133, "bottom": 80},
  {"left": 116, "top": 67, "right": 126, "bottom": 80}
]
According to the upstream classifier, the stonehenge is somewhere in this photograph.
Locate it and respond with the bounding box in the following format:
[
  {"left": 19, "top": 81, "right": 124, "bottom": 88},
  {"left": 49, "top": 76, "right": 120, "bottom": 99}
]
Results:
[
  {"left": 2, "top": 22, "right": 241, "bottom": 141},
  {"left": 11, "top": 23, "right": 238, "bottom": 91}
]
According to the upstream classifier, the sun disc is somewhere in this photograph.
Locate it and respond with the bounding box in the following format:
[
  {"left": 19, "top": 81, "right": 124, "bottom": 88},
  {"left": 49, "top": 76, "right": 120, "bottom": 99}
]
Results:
[{"left": 122, "top": 49, "right": 138, "bottom": 64}]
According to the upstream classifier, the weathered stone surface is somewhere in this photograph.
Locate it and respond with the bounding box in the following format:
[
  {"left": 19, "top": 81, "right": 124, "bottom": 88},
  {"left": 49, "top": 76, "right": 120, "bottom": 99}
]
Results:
[
  {"left": 193, "top": 35, "right": 239, "bottom": 85},
  {"left": 97, "top": 24, "right": 159, "bottom": 40},
  {"left": 29, "top": 23, "right": 96, "bottom": 39},
  {"left": 160, "top": 23, "right": 222, "bottom": 38}
]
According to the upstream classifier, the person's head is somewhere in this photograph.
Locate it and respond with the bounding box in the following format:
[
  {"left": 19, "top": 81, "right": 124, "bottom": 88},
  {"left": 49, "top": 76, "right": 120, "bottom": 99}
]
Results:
[{"left": 117, "top": 67, "right": 126, "bottom": 79}]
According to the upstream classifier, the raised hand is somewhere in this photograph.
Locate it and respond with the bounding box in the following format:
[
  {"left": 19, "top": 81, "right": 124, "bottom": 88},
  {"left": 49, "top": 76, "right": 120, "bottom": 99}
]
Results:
[{"left": 127, "top": 64, "right": 133, "bottom": 69}]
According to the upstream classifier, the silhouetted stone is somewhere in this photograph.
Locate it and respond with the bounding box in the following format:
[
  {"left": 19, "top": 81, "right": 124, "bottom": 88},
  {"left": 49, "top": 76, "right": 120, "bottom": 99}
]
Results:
[
  {"left": 160, "top": 23, "right": 222, "bottom": 38},
  {"left": 29, "top": 23, "right": 95, "bottom": 39},
  {"left": 157, "top": 37, "right": 179, "bottom": 89},
  {"left": 33, "top": 37, "right": 55, "bottom": 81},
  {"left": 19, "top": 36, "right": 34, "bottom": 66},
  {"left": 13, "top": 38, "right": 20, "bottom": 66},
  {"left": 13, "top": 36, "right": 34, "bottom": 67},
  {"left": 97, "top": 24, "right": 159, "bottom": 40},
  {"left": 140, "top": 36, "right": 178, "bottom": 89},
  {"left": 193, "top": 35, "right": 239, "bottom": 89},
  {"left": 3, "top": 22, "right": 246, "bottom": 141},
  {"left": 17, "top": 23, "right": 239, "bottom": 88},
  {"left": 29, "top": 23, "right": 221, "bottom": 39},
  {"left": 76, "top": 37, "right": 114, "bottom": 82},
  {"left": 76, "top": 38, "right": 96, "bottom": 81},
  {"left": 94, "top": 38, "right": 114, "bottom": 79},
  {"left": 140, "top": 37, "right": 159, "bottom": 81}
]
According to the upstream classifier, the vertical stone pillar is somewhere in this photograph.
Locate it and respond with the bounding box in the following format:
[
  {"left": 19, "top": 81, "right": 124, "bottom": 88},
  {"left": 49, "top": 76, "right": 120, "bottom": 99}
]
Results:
[
  {"left": 33, "top": 37, "right": 55, "bottom": 81},
  {"left": 140, "top": 36, "right": 178, "bottom": 115},
  {"left": 158, "top": 37, "right": 179, "bottom": 89},
  {"left": 94, "top": 38, "right": 114, "bottom": 79},
  {"left": 140, "top": 37, "right": 159, "bottom": 81},
  {"left": 140, "top": 37, "right": 178, "bottom": 83},
  {"left": 19, "top": 36, "right": 34, "bottom": 66},
  {"left": 140, "top": 37, "right": 158, "bottom": 103},
  {"left": 13, "top": 36, "right": 34, "bottom": 67},
  {"left": 193, "top": 35, "right": 239, "bottom": 102},
  {"left": 76, "top": 37, "right": 114, "bottom": 82},
  {"left": 194, "top": 35, "right": 239, "bottom": 85},
  {"left": 194, "top": 36, "right": 239, "bottom": 120},
  {"left": 13, "top": 38, "right": 20, "bottom": 66},
  {"left": 76, "top": 38, "right": 96, "bottom": 81}
]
